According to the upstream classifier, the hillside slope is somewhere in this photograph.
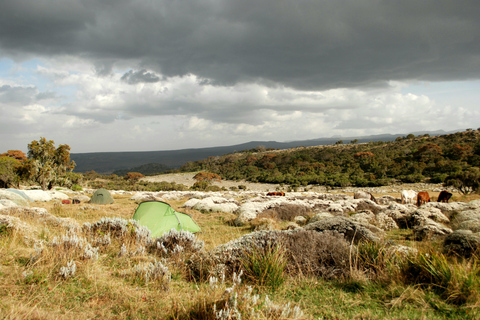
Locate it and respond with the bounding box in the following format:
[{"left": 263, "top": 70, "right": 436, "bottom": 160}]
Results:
[{"left": 71, "top": 131, "right": 450, "bottom": 173}]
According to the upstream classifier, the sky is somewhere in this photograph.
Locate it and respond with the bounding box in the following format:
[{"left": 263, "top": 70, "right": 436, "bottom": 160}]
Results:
[{"left": 1, "top": 0, "right": 480, "bottom": 154}]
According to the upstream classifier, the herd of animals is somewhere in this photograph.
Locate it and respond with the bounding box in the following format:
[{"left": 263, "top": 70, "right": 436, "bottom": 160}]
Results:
[
  {"left": 267, "top": 189, "right": 453, "bottom": 207},
  {"left": 353, "top": 189, "right": 452, "bottom": 206}
]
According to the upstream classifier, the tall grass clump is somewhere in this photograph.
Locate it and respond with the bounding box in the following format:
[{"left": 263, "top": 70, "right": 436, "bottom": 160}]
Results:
[
  {"left": 400, "top": 250, "right": 480, "bottom": 306},
  {"left": 241, "top": 242, "right": 287, "bottom": 290}
]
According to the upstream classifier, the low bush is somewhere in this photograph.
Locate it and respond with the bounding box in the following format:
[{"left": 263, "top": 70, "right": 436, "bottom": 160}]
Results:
[
  {"left": 71, "top": 184, "right": 83, "bottom": 191},
  {"left": 282, "top": 230, "right": 351, "bottom": 279}
]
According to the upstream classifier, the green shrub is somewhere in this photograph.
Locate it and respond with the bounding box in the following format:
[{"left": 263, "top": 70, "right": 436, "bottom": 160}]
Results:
[{"left": 71, "top": 184, "right": 83, "bottom": 191}]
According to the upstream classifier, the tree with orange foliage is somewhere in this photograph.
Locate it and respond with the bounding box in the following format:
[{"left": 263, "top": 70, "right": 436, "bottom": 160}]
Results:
[
  {"left": 1, "top": 150, "right": 27, "bottom": 162},
  {"left": 124, "top": 172, "right": 144, "bottom": 183},
  {"left": 192, "top": 172, "right": 221, "bottom": 190}
]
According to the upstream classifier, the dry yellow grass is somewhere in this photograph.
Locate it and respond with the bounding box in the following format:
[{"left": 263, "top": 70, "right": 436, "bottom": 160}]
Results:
[{"left": 1, "top": 188, "right": 479, "bottom": 319}]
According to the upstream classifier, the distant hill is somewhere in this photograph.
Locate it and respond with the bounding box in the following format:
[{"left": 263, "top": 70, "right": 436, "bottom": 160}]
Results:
[
  {"left": 70, "top": 130, "right": 451, "bottom": 174},
  {"left": 112, "top": 163, "right": 171, "bottom": 176}
]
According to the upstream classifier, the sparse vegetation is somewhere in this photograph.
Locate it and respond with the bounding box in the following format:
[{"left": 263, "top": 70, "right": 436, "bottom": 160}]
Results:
[{"left": 2, "top": 192, "right": 480, "bottom": 319}]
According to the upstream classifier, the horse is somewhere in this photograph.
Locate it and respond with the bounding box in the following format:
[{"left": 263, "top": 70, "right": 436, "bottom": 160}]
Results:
[
  {"left": 354, "top": 191, "right": 378, "bottom": 204},
  {"left": 267, "top": 192, "right": 285, "bottom": 196},
  {"left": 437, "top": 191, "right": 453, "bottom": 203},
  {"left": 401, "top": 190, "right": 417, "bottom": 204},
  {"left": 417, "top": 191, "right": 430, "bottom": 207}
]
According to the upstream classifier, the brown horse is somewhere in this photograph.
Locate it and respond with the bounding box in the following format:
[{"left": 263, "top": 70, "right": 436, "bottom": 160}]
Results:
[{"left": 417, "top": 191, "right": 430, "bottom": 206}]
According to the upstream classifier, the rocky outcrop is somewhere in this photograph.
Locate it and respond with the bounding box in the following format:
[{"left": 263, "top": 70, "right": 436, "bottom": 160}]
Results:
[
  {"left": 452, "top": 209, "right": 480, "bottom": 232},
  {"left": 0, "top": 190, "right": 29, "bottom": 207},
  {"left": 443, "top": 230, "right": 480, "bottom": 258},
  {"left": 183, "top": 196, "right": 239, "bottom": 214},
  {"left": 413, "top": 219, "right": 452, "bottom": 241},
  {"left": 304, "top": 216, "right": 383, "bottom": 243}
]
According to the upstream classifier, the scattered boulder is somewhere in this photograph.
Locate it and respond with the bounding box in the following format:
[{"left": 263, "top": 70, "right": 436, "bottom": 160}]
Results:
[
  {"left": 423, "top": 202, "right": 467, "bottom": 216},
  {"left": 309, "top": 212, "right": 334, "bottom": 224},
  {"left": 413, "top": 218, "right": 452, "bottom": 241},
  {"left": 22, "top": 190, "right": 52, "bottom": 202},
  {"left": 131, "top": 192, "right": 158, "bottom": 203},
  {"left": 48, "top": 191, "right": 69, "bottom": 200},
  {"left": 350, "top": 210, "right": 375, "bottom": 226},
  {"left": 304, "top": 216, "right": 383, "bottom": 243},
  {"left": 443, "top": 230, "right": 480, "bottom": 258},
  {"left": 382, "top": 209, "right": 410, "bottom": 229},
  {"left": 0, "top": 190, "right": 29, "bottom": 207},
  {"left": 351, "top": 199, "right": 384, "bottom": 214},
  {"left": 377, "top": 195, "right": 397, "bottom": 205},
  {"left": 375, "top": 212, "right": 399, "bottom": 231},
  {"left": 183, "top": 197, "right": 239, "bottom": 213},
  {"left": 452, "top": 209, "right": 480, "bottom": 232},
  {"left": 410, "top": 208, "right": 450, "bottom": 226}
]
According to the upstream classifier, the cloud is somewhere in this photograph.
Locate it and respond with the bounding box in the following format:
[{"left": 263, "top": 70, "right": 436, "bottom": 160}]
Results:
[
  {"left": 121, "top": 69, "right": 161, "bottom": 84},
  {"left": 1, "top": 1, "right": 479, "bottom": 153},
  {"left": 1, "top": 1, "right": 479, "bottom": 90}
]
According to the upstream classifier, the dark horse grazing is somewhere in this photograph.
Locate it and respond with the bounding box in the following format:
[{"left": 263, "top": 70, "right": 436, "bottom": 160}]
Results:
[
  {"left": 417, "top": 191, "right": 430, "bottom": 207},
  {"left": 437, "top": 191, "right": 453, "bottom": 203}
]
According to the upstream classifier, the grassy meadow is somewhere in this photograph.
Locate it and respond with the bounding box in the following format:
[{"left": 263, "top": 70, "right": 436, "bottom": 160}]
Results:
[{"left": 1, "top": 191, "right": 480, "bottom": 319}]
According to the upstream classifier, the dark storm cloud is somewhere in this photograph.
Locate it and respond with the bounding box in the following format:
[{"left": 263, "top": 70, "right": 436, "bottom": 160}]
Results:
[
  {"left": 0, "top": 85, "right": 37, "bottom": 106},
  {"left": 121, "top": 69, "right": 161, "bottom": 84},
  {"left": 1, "top": 0, "right": 480, "bottom": 89}
]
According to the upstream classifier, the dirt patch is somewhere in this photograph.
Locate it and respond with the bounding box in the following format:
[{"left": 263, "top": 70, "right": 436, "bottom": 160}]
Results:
[
  {"left": 141, "top": 172, "right": 283, "bottom": 192},
  {"left": 141, "top": 173, "right": 461, "bottom": 199}
]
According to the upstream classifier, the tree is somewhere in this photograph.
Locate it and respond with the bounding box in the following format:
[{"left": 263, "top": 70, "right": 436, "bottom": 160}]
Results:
[
  {"left": 26, "top": 137, "right": 76, "bottom": 190},
  {"left": 124, "top": 172, "right": 144, "bottom": 183},
  {"left": 0, "top": 156, "right": 21, "bottom": 188},
  {"left": 1, "top": 150, "right": 27, "bottom": 162},
  {"left": 193, "top": 172, "right": 221, "bottom": 183},
  {"left": 444, "top": 167, "right": 480, "bottom": 195}
]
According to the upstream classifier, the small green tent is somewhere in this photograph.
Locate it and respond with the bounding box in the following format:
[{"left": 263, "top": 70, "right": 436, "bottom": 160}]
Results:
[
  {"left": 132, "top": 201, "right": 201, "bottom": 237},
  {"left": 90, "top": 188, "right": 114, "bottom": 205}
]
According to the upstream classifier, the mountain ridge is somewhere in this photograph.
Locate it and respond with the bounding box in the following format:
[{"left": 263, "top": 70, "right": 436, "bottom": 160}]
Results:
[{"left": 70, "top": 130, "right": 454, "bottom": 174}]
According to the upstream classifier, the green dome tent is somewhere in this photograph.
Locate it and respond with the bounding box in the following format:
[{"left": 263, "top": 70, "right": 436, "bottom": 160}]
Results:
[
  {"left": 89, "top": 188, "right": 114, "bottom": 205},
  {"left": 132, "top": 201, "right": 201, "bottom": 237}
]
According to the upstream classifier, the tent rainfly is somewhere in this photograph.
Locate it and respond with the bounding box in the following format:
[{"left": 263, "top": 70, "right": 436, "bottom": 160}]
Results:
[
  {"left": 132, "top": 200, "right": 201, "bottom": 237},
  {"left": 89, "top": 188, "right": 114, "bottom": 205}
]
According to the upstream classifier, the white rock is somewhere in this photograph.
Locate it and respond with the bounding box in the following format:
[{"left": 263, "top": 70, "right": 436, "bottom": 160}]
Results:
[
  {"left": 48, "top": 191, "right": 69, "bottom": 200},
  {"left": 23, "top": 190, "right": 52, "bottom": 202}
]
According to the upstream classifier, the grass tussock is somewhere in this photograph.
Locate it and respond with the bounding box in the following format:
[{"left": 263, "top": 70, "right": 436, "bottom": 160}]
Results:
[
  {"left": 242, "top": 242, "right": 287, "bottom": 290},
  {"left": 400, "top": 250, "right": 480, "bottom": 306}
]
